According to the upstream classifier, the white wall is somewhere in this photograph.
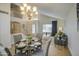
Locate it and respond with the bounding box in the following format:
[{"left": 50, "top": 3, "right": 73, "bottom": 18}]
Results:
[
  {"left": 33, "top": 13, "right": 64, "bottom": 33},
  {"left": 0, "top": 3, "right": 11, "bottom": 48},
  {"left": 57, "top": 19, "right": 64, "bottom": 32},
  {"left": 37, "top": 14, "right": 56, "bottom": 33},
  {"left": 64, "top": 4, "right": 79, "bottom": 55}
]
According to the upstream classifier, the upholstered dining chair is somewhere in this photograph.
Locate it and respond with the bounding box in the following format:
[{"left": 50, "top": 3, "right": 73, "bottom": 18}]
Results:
[
  {"left": 5, "top": 48, "right": 12, "bottom": 56},
  {"left": 45, "top": 39, "right": 51, "bottom": 56},
  {"left": 36, "top": 33, "right": 43, "bottom": 44},
  {"left": 0, "top": 43, "right": 12, "bottom": 56},
  {"left": 12, "top": 33, "right": 27, "bottom": 54}
]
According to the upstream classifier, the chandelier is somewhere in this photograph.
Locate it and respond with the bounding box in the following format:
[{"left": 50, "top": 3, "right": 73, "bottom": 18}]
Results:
[{"left": 20, "top": 3, "right": 38, "bottom": 20}]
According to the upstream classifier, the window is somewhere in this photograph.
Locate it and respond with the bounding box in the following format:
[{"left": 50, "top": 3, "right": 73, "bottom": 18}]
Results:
[
  {"left": 43, "top": 24, "right": 52, "bottom": 33},
  {"left": 32, "top": 24, "right": 35, "bottom": 33}
]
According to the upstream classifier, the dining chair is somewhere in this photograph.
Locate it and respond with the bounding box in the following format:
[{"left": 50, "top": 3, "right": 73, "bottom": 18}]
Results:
[
  {"left": 5, "top": 48, "right": 12, "bottom": 56},
  {"left": 45, "top": 39, "right": 51, "bottom": 56},
  {"left": 12, "top": 33, "right": 25, "bottom": 54},
  {"left": 0, "top": 43, "right": 12, "bottom": 56},
  {"left": 36, "top": 33, "right": 43, "bottom": 44}
]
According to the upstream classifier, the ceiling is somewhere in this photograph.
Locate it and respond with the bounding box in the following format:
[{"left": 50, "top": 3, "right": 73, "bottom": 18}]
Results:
[
  {"left": 28, "top": 3, "right": 74, "bottom": 19},
  {"left": 16, "top": 3, "right": 74, "bottom": 19}
]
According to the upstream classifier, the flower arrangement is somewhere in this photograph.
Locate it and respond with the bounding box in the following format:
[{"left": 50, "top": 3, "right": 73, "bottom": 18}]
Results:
[{"left": 27, "top": 35, "right": 32, "bottom": 44}]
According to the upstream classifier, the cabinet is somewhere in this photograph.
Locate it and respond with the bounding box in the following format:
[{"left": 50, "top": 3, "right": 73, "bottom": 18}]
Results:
[
  {"left": 54, "top": 32, "right": 68, "bottom": 47},
  {"left": 11, "top": 22, "right": 21, "bottom": 34}
]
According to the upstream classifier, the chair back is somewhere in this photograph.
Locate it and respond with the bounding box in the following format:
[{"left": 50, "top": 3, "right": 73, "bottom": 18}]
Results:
[
  {"left": 36, "top": 33, "right": 43, "bottom": 43},
  {"left": 45, "top": 39, "right": 51, "bottom": 56},
  {"left": 12, "top": 33, "right": 23, "bottom": 43},
  {"left": 5, "top": 48, "right": 12, "bottom": 56}
]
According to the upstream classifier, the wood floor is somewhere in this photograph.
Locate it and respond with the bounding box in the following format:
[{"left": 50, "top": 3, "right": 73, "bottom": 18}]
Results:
[
  {"left": 9, "top": 38, "right": 71, "bottom": 56},
  {"left": 48, "top": 39, "right": 71, "bottom": 56}
]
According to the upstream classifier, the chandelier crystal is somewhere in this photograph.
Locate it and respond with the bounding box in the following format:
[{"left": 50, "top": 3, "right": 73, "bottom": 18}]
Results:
[{"left": 20, "top": 3, "right": 38, "bottom": 20}]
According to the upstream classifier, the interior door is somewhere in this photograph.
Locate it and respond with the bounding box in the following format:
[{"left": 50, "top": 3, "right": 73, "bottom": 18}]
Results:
[{"left": 51, "top": 21, "right": 57, "bottom": 36}]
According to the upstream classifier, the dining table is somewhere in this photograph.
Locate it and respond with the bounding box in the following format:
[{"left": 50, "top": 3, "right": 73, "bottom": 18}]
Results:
[{"left": 15, "top": 38, "right": 42, "bottom": 56}]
